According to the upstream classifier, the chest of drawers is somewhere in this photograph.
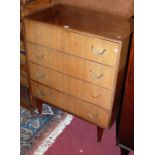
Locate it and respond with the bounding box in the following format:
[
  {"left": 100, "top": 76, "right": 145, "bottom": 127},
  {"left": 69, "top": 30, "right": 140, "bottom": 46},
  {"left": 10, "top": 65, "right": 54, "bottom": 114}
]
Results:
[{"left": 24, "top": 4, "right": 131, "bottom": 141}]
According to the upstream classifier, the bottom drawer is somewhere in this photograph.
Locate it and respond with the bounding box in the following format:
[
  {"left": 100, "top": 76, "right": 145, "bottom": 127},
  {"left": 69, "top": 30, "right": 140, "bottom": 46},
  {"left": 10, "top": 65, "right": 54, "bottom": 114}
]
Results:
[{"left": 31, "top": 80, "right": 110, "bottom": 128}]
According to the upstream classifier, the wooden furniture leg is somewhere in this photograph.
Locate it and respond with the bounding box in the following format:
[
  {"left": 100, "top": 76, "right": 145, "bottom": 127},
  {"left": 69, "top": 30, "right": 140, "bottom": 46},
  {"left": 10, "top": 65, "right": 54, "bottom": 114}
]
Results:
[
  {"left": 121, "top": 148, "right": 129, "bottom": 155},
  {"left": 30, "top": 94, "right": 36, "bottom": 109},
  {"left": 36, "top": 98, "right": 43, "bottom": 114},
  {"left": 97, "top": 126, "right": 104, "bottom": 143},
  {"left": 27, "top": 89, "right": 33, "bottom": 109}
]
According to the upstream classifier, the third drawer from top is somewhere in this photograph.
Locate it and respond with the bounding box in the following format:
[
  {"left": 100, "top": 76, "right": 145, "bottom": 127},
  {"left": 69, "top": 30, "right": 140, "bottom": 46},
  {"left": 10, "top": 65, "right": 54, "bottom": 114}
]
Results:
[{"left": 29, "top": 62, "right": 114, "bottom": 111}]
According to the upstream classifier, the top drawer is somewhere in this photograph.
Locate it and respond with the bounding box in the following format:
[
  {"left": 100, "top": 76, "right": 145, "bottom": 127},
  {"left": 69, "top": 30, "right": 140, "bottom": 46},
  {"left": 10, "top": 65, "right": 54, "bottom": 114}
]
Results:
[{"left": 24, "top": 20, "right": 120, "bottom": 67}]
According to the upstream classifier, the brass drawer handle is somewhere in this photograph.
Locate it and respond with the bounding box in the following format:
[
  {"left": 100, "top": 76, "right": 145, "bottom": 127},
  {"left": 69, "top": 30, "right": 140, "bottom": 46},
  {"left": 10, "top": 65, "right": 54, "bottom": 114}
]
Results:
[
  {"left": 88, "top": 112, "right": 98, "bottom": 119},
  {"left": 36, "top": 71, "right": 45, "bottom": 80},
  {"left": 90, "top": 70, "right": 103, "bottom": 79},
  {"left": 34, "top": 52, "right": 45, "bottom": 59},
  {"left": 92, "top": 46, "right": 106, "bottom": 55},
  {"left": 90, "top": 92, "right": 101, "bottom": 99},
  {"left": 36, "top": 89, "right": 49, "bottom": 97}
]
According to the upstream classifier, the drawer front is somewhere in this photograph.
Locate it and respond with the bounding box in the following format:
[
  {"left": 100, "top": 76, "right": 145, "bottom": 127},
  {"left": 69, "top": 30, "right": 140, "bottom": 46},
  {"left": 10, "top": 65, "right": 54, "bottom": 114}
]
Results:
[
  {"left": 29, "top": 63, "right": 113, "bottom": 110},
  {"left": 25, "top": 20, "right": 119, "bottom": 67},
  {"left": 27, "top": 43, "right": 115, "bottom": 89},
  {"left": 24, "top": 20, "right": 52, "bottom": 48},
  {"left": 20, "top": 52, "right": 26, "bottom": 65},
  {"left": 31, "top": 80, "right": 110, "bottom": 128}
]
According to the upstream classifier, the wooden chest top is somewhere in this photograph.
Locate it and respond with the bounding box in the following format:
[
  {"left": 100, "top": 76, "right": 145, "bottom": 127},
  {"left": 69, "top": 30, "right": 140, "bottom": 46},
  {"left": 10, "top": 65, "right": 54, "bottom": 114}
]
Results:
[{"left": 25, "top": 4, "right": 131, "bottom": 41}]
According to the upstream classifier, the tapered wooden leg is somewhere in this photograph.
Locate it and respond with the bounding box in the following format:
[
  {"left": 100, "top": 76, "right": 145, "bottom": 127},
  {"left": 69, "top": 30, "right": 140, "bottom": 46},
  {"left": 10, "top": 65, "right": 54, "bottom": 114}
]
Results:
[
  {"left": 121, "top": 148, "right": 129, "bottom": 155},
  {"left": 97, "top": 126, "right": 104, "bottom": 143},
  {"left": 30, "top": 95, "right": 36, "bottom": 110},
  {"left": 36, "top": 99, "right": 43, "bottom": 114}
]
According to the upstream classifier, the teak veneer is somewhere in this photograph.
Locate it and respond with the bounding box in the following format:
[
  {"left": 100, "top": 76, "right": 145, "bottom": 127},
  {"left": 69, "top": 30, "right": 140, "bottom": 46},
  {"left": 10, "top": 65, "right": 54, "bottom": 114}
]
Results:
[
  {"left": 24, "top": 4, "right": 132, "bottom": 142},
  {"left": 25, "top": 4, "right": 131, "bottom": 41}
]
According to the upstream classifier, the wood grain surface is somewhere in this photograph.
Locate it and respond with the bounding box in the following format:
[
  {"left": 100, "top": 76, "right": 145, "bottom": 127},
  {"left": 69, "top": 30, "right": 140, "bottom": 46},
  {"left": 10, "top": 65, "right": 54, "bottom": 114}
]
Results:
[
  {"left": 24, "top": 4, "right": 132, "bottom": 129},
  {"left": 24, "top": 5, "right": 131, "bottom": 40},
  {"left": 31, "top": 80, "right": 110, "bottom": 128},
  {"left": 29, "top": 62, "right": 113, "bottom": 110},
  {"left": 27, "top": 43, "right": 116, "bottom": 89}
]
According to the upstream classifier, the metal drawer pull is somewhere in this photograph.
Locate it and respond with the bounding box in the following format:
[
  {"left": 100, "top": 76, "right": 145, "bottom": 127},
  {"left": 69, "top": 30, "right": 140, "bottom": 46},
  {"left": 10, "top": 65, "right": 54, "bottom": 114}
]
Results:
[
  {"left": 90, "top": 92, "right": 101, "bottom": 99},
  {"left": 92, "top": 46, "right": 106, "bottom": 55},
  {"left": 90, "top": 70, "right": 103, "bottom": 79},
  {"left": 36, "top": 71, "right": 45, "bottom": 80},
  {"left": 34, "top": 52, "right": 45, "bottom": 59},
  {"left": 88, "top": 113, "right": 98, "bottom": 119},
  {"left": 36, "top": 89, "right": 49, "bottom": 97}
]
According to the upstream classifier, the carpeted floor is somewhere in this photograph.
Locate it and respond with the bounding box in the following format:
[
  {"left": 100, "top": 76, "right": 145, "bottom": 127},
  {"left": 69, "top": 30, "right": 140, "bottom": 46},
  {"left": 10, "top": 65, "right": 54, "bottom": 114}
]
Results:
[
  {"left": 44, "top": 117, "right": 134, "bottom": 155},
  {"left": 20, "top": 104, "right": 72, "bottom": 155}
]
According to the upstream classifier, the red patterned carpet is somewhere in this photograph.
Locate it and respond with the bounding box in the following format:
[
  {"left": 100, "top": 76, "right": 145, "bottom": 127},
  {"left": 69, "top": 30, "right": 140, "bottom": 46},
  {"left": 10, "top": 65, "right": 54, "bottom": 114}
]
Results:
[{"left": 45, "top": 117, "right": 134, "bottom": 155}]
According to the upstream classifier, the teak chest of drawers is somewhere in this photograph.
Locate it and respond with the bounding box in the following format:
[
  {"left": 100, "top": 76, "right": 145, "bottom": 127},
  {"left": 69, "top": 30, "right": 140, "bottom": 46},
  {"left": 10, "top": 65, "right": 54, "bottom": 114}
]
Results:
[{"left": 24, "top": 4, "right": 131, "bottom": 141}]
